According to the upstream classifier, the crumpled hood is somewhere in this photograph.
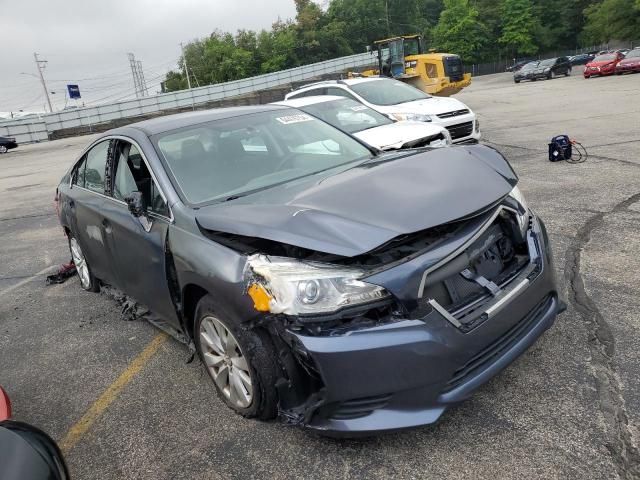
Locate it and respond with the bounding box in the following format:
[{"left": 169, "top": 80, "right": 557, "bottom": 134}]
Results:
[
  {"left": 376, "top": 96, "right": 469, "bottom": 116},
  {"left": 196, "top": 145, "right": 517, "bottom": 257},
  {"left": 353, "top": 121, "right": 449, "bottom": 150}
]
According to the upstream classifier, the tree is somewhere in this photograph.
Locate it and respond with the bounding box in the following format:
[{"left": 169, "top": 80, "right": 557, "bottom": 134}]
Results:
[
  {"left": 499, "top": 0, "right": 539, "bottom": 57},
  {"left": 581, "top": 0, "right": 640, "bottom": 44},
  {"left": 431, "top": 0, "right": 489, "bottom": 63}
]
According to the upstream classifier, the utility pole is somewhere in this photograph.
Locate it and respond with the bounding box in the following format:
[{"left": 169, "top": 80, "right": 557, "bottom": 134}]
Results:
[
  {"left": 128, "top": 52, "right": 148, "bottom": 98},
  {"left": 180, "top": 43, "right": 192, "bottom": 90},
  {"left": 34, "top": 53, "right": 53, "bottom": 113},
  {"left": 136, "top": 60, "right": 148, "bottom": 97},
  {"left": 385, "top": 0, "right": 390, "bottom": 37}
]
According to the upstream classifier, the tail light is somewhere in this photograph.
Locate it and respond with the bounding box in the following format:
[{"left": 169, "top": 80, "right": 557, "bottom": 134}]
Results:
[{"left": 0, "top": 386, "right": 12, "bottom": 421}]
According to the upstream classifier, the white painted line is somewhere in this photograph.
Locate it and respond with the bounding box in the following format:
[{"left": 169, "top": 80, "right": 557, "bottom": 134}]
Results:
[{"left": 0, "top": 265, "right": 58, "bottom": 298}]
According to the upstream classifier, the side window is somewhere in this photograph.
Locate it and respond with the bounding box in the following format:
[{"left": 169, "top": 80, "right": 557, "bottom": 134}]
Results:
[
  {"left": 73, "top": 157, "right": 87, "bottom": 187},
  {"left": 113, "top": 141, "right": 169, "bottom": 218},
  {"left": 326, "top": 87, "right": 357, "bottom": 101},
  {"left": 83, "top": 140, "right": 110, "bottom": 193}
]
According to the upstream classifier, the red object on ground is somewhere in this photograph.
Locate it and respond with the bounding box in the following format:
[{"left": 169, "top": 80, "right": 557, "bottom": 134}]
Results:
[{"left": 0, "top": 386, "right": 12, "bottom": 421}]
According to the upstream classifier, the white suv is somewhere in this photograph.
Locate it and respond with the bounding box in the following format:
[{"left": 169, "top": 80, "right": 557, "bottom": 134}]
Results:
[
  {"left": 285, "top": 77, "right": 481, "bottom": 144},
  {"left": 274, "top": 96, "right": 451, "bottom": 151}
]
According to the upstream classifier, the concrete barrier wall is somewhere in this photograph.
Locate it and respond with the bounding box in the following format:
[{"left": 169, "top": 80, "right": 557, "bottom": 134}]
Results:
[{"left": 2, "top": 52, "right": 376, "bottom": 144}]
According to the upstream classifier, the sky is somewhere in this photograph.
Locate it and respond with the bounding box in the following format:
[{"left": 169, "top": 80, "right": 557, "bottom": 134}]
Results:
[{"left": 0, "top": 0, "right": 298, "bottom": 115}]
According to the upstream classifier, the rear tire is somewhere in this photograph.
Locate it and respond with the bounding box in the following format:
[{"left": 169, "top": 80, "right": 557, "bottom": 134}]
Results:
[
  {"left": 565, "top": 69, "right": 571, "bottom": 76},
  {"left": 194, "top": 295, "right": 278, "bottom": 420},
  {"left": 68, "top": 236, "right": 99, "bottom": 292},
  {"left": 514, "top": 79, "right": 520, "bottom": 83}
]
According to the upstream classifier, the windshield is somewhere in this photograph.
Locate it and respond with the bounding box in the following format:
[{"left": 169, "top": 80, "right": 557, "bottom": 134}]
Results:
[
  {"left": 153, "top": 109, "right": 373, "bottom": 204},
  {"left": 538, "top": 59, "right": 555, "bottom": 66},
  {"left": 349, "top": 79, "right": 431, "bottom": 106},
  {"left": 300, "top": 98, "right": 393, "bottom": 134},
  {"left": 594, "top": 54, "right": 616, "bottom": 62},
  {"left": 625, "top": 50, "right": 640, "bottom": 58},
  {"left": 522, "top": 62, "right": 539, "bottom": 70}
]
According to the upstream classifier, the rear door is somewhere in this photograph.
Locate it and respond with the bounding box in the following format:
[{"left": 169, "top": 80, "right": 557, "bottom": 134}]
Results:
[
  {"left": 101, "top": 138, "right": 179, "bottom": 325},
  {"left": 68, "top": 139, "right": 117, "bottom": 284}
]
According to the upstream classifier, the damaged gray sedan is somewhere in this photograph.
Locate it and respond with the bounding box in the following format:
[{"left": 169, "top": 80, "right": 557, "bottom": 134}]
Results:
[{"left": 55, "top": 105, "right": 562, "bottom": 435}]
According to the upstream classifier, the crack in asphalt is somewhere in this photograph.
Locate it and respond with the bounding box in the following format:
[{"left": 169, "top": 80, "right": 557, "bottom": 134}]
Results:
[{"left": 564, "top": 191, "right": 640, "bottom": 480}]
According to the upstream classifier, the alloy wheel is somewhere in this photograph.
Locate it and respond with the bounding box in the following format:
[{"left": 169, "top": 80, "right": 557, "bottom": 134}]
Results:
[
  {"left": 199, "top": 316, "right": 253, "bottom": 409},
  {"left": 69, "top": 237, "right": 91, "bottom": 289},
  {"left": 0, "top": 146, "right": 7, "bottom": 154}
]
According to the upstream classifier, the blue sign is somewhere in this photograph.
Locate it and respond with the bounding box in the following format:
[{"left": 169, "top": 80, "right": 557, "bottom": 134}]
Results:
[{"left": 67, "top": 84, "right": 81, "bottom": 99}]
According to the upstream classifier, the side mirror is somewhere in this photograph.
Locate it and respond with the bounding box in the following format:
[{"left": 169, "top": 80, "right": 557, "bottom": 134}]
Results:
[{"left": 124, "top": 191, "right": 147, "bottom": 218}]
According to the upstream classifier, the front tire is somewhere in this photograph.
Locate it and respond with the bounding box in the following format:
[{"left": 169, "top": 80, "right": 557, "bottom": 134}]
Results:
[
  {"left": 0, "top": 145, "right": 7, "bottom": 154},
  {"left": 565, "top": 69, "right": 571, "bottom": 76},
  {"left": 68, "top": 236, "right": 99, "bottom": 292},
  {"left": 194, "top": 295, "right": 278, "bottom": 420}
]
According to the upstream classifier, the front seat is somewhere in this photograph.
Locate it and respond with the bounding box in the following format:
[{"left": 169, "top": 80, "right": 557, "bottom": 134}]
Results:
[{"left": 180, "top": 139, "right": 216, "bottom": 201}]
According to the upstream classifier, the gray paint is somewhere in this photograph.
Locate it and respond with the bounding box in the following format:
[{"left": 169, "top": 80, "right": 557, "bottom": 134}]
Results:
[{"left": 56, "top": 106, "right": 559, "bottom": 435}]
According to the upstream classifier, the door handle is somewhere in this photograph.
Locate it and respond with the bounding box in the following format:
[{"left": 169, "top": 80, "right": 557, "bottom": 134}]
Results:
[{"left": 102, "top": 218, "right": 112, "bottom": 233}]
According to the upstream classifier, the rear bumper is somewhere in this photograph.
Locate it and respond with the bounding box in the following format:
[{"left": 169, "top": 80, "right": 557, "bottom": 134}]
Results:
[{"left": 290, "top": 219, "right": 560, "bottom": 436}]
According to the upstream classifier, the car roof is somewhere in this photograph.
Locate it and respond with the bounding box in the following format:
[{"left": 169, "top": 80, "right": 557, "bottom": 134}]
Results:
[
  {"left": 119, "top": 105, "right": 289, "bottom": 136},
  {"left": 293, "top": 77, "right": 387, "bottom": 92},
  {"left": 274, "top": 95, "right": 350, "bottom": 108}
]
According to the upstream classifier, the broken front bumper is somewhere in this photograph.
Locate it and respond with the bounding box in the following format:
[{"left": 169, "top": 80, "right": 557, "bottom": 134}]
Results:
[{"left": 287, "top": 218, "right": 561, "bottom": 436}]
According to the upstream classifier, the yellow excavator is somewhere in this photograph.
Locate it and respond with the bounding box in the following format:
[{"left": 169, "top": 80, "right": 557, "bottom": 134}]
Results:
[{"left": 353, "top": 35, "right": 472, "bottom": 97}]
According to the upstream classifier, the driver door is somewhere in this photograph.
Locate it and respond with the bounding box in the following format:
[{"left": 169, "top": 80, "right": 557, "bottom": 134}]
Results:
[{"left": 101, "top": 139, "right": 179, "bottom": 326}]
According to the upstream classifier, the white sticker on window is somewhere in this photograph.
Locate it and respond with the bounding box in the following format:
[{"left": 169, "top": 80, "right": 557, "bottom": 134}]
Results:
[
  {"left": 276, "top": 114, "right": 314, "bottom": 125},
  {"left": 350, "top": 105, "right": 368, "bottom": 111}
]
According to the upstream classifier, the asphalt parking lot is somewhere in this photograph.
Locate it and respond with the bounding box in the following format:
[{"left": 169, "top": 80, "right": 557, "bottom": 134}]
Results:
[{"left": 1, "top": 71, "right": 639, "bottom": 479}]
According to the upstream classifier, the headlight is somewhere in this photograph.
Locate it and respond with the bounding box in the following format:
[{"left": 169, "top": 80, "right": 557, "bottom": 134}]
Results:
[
  {"left": 246, "top": 255, "right": 390, "bottom": 315},
  {"left": 509, "top": 185, "right": 530, "bottom": 234},
  {"left": 389, "top": 112, "right": 433, "bottom": 122},
  {"left": 544, "top": 67, "right": 551, "bottom": 72}
]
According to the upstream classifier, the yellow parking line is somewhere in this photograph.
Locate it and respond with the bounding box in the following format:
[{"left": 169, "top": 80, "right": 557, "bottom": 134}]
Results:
[{"left": 59, "top": 332, "right": 168, "bottom": 454}]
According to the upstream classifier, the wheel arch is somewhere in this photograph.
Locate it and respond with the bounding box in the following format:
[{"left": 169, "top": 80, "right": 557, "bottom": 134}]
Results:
[{"left": 182, "top": 283, "right": 210, "bottom": 340}]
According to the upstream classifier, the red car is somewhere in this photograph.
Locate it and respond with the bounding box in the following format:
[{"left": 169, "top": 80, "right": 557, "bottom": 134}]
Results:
[
  {"left": 584, "top": 52, "right": 624, "bottom": 78},
  {"left": 616, "top": 49, "right": 640, "bottom": 74}
]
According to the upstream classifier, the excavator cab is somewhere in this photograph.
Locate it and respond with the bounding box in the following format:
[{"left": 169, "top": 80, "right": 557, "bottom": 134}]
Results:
[{"left": 364, "top": 34, "right": 472, "bottom": 96}]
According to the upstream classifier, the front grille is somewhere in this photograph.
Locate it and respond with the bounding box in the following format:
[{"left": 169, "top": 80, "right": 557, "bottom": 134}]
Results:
[
  {"left": 330, "top": 394, "right": 392, "bottom": 420},
  {"left": 442, "top": 295, "right": 552, "bottom": 393},
  {"left": 446, "top": 121, "right": 473, "bottom": 140},
  {"left": 437, "top": 109, "right": 470, "bottom": 119}
]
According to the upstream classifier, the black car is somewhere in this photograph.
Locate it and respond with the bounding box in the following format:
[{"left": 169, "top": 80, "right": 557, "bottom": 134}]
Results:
[
  {"left": 506, "top": 59, "right": 534, "bottom": 72},
  {"left": 570, "top": 53, "right": 595, "bottom": 65},
  {"left": 514, "top": 57, "right": 571, "bottom": 83},
  {"left": 0, "top": 136, "right": 18, "bottom": 154},
  {"left": 55, "top": 106, "right": 562, "bottom": 435}
]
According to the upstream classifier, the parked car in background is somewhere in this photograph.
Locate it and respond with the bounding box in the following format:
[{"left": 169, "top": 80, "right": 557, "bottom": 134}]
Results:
[
  {"left": 274, "top": 96, "right": 451, "bottom": 150},
  {"left": 0, "top": 136, "right": 18, "bottom": 154},
  {"left": 506, "top": 59, "right": 534, "bottom": 72},
  {"left": 513, "top": 61, "right": 539, "bottom": 82},
  {"left": 284, "top": 78, "right": 480, "bottom": 144},
  {"left": 569, "top": 53, "right": 595, "bottom": 65},
  {"left": 584, "top": 52, "right": 625, "bottom": 78},
  {"left": 55, "top": 106, "right": 561, "bottom": 435},
  {"left": 514, "top": 58, "right": 572, "bottom": 82},
  {"left": 616, "top": 48, "right": 640, "bottom": 74}
]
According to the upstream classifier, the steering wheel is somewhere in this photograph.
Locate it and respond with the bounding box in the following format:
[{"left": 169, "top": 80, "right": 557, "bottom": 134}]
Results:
[{"left": 275, "top": 151, "right": 298, "bottom": 171}]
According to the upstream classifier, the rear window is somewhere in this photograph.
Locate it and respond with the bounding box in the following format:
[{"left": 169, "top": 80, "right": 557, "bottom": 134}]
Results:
[
  {"left": 349, "top": 80, "right": 430, "bottom": 106},
  {"left": 300, "top": 98, "right": 393, "bottom": 134}
]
